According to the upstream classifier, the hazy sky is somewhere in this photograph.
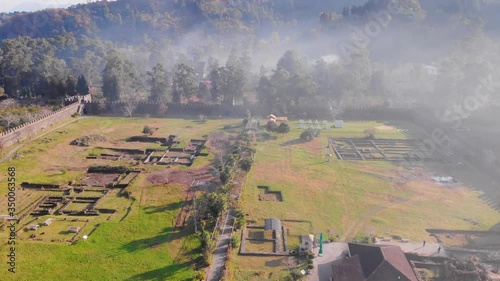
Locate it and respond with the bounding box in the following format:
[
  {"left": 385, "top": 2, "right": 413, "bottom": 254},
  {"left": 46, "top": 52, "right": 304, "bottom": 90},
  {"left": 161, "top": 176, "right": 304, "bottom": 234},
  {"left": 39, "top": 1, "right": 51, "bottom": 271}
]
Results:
[{"left": 0, "top": 0, "right": 91, "bottom": 13}]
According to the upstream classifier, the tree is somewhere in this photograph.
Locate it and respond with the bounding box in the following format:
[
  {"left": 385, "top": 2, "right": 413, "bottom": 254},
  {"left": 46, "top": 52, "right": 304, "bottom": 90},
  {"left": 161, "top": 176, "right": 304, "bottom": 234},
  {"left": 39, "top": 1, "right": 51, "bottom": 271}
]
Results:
[
  {"left": 256, "top": 76, "right": 276, "bottom": 107},
  {"left": 122, "top": 103, "right": 137, "bottom": 118},
  {"left": 172, "top": 64, "right": 198, "bottom": 103},
  {"left": 286, "top": 73, "right": 317, "bottom": 106},
  {"left": 344, "top": 45, "right": 372, "bottom": 97},
  {"left": 75, "top": 74, "right": 90, "bottom": 96},
  {"left": 148, "top": 63, "right": 170, "bottom": 102},
  {"left": 1, "top": 113, "right": 20, "bottom": 131},
  {"left": 328, "top": 99, "right": 344, "bottom": 121},
  {"left": 102, "top": 52, "right": 142, "bottom": 101},
  {"left": 65, "top": 76, "right": 77, "bottom": 96},
  {"left": 143, "top": 125, "right": 152, "bottom": 135},
  {"left": 277, "top": 122, "right": 290, "bottom": 133},
  {"left": 277, "top": 50, "right": 303, "bottom": 75},
  {"left": 0, "top": 99, "right": 18, "bottom": 110}
]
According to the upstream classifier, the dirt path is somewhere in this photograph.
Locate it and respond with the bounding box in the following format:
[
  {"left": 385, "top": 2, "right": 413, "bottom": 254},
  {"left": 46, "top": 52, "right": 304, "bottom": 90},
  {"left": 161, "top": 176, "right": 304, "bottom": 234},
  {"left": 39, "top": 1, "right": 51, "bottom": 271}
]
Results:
[
  {"left": 0, "top": 116, "right": 87, "bottom": 163},
  {"left": 340, "top": 196, "right": 411, "bottom": 242}
]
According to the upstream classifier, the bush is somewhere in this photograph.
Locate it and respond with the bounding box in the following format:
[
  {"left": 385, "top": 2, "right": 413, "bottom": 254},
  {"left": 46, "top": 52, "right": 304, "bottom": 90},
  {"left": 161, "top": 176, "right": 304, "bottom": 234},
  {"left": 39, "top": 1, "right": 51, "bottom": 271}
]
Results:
[
  {"left": 231, "top": 236, "right": 240, "bottom": 248},
  {"left": 307, "top": 264, "right": 314, "bottom": 269},
  {"left": 307, "top": 253, "right": 315, "bottom": 259},
  {"left": 193, "top": 271, "right": 205, "bottom": 281},
  {"left": 239, "top": 157, "right": 254, "bottom": 172},
  {"left": 300, "top": 128, "right": 320, "bottom": 141},
  {"left": 142, "top": 125, "right": 152, "bottom": 135},
  {"left": 364, "top": 127, "right": 376, "bottom": 139},
  {"left": 300, "top": 130, "right": 314, "bottom": 141},
  {"left": 266, "top": 121, "right": 279, "bottom": 132},
  {"left": 277, "top": 122, "right": 290, "bottom": 133}
]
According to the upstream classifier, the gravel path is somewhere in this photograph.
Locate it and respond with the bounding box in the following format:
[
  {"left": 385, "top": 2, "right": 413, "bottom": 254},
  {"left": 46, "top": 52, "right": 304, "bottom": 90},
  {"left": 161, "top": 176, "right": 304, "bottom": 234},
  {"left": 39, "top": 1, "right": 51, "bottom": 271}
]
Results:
[{"left": 206, "top": 209, "right": 236, "bottom": 281}]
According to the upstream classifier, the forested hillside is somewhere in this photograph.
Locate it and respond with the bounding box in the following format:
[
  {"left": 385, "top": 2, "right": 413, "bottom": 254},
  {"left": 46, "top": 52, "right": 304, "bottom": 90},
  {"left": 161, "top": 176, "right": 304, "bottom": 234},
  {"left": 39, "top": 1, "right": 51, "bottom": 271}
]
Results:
[{"left": 0, "top": 0, "right": 500, "bottom": 127}]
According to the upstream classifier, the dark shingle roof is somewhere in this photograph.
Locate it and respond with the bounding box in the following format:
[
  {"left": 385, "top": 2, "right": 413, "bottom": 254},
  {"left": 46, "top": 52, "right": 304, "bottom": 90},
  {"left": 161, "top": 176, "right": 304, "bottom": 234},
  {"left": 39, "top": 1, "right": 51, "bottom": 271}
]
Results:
[
  {"left": 332, "top": 243, "right": 419, "bottom": 281},
  {"left": 332, "top": 256, "right": 365, "bottom": 281}
]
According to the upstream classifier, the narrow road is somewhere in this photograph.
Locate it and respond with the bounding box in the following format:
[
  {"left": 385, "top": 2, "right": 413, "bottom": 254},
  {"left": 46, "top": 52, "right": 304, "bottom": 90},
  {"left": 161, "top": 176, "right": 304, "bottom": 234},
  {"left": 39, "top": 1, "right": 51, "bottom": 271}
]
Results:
[
  {"left": 0, "top": 116, "right": 86, "bottom": 163},
  {"left": 206, "top": 209, "right": 236, "bottom": 281}
]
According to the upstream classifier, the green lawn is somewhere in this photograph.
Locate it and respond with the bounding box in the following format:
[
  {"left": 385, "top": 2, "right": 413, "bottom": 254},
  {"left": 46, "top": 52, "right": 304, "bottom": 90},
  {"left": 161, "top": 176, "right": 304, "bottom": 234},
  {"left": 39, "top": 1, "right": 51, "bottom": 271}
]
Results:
[
  {"left": 231, "top": 120, "right": 500, "bottom": 280},
  {"left": 0, "top": 117, "right": 240, "bottom": 280}
]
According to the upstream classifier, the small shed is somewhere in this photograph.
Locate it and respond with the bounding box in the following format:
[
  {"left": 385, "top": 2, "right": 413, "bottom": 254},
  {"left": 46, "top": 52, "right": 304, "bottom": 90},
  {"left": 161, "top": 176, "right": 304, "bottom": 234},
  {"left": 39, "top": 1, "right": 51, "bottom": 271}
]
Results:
[
  {"left": 300, "top": 234, "right": 315, "bottom": 252},
  {"left": 42, "top": 218, "right": 54, "bottom": 226},
  {"left": 67, "top": 226, "right": 81, "bottom": 233},
  {"left": 28, "top": 224, "right": 40, "bottom": 231},
  {"left": 264, "top": 218, "right": 282, "bottom": 232}
]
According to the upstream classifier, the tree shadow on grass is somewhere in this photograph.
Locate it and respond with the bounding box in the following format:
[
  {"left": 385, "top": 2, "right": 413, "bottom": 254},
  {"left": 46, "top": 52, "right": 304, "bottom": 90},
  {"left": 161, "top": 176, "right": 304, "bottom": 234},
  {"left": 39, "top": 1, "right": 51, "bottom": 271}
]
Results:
[
  {"left": 256, "top": 132, "right": 277, "bottom": 142},
  {"left": 143, "top": 201, "right": 183, "bottom": 214},
  {"left": 120, "top": 227, "right": 181, "bottom": 253},
  {"left": 280, "top": 138, "right": 307, "bottom": 146},
  {"left": 265, "top": 258, "right": 284, "bottom": 267},
  {"left": 124, "top": 260, "right": 196, "bottom": 281}
]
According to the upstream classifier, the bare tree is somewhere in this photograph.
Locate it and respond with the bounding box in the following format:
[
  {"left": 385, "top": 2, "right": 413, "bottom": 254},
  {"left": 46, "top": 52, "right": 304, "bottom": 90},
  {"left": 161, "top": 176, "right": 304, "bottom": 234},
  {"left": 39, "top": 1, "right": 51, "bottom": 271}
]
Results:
[
  {"left": 1, "top": 113, "right": 20, "bottom": 130},
  {"left": 158, "top": 102, "right": 168, "bottom": 116},
  {"left": 122, "top": 103, "right": 137, "bottom": 118},
  {"left": 35, "top": 108, "right": 53, "bottom": 119},
  {"left": 0, "top": 99, "right": 18, "bottom": 110},
  {"left": 22, "top": 111, "right": 35, "bottom": 123},
  {"left": 328, "top": 99, "right": 344, "bottom": 121},
  {"left": 97, "top": 102, "right": 107, "bottom": 114}
]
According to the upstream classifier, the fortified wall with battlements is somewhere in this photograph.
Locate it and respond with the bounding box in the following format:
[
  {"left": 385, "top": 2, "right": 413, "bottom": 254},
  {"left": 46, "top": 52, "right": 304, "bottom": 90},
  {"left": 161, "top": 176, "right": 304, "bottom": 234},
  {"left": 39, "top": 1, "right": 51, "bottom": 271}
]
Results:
[{"left": 0, "top": 95, "right": 91, "bottom": 149}]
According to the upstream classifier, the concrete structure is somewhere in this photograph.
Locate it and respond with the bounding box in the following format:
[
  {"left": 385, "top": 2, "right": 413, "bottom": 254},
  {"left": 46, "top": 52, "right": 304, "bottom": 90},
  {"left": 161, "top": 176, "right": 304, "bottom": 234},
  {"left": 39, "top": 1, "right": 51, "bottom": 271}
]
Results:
[
  {"left": 331, "top": 243, "right": 419, "bottom": 281},
  {"left": 28, "top": 224, "right": 40, "bottom": 230},
  {"left": 42, "top": 218, "right": 54, "bottom": 226},
  {"left": 300, "top": 234, "right": 315, "bottom": 253},
  {"left": 264, "top": 218, "right": 282, "bottom": 232},
  {"left": 67, "top": 226, "right": 81, "bottom": 233}
]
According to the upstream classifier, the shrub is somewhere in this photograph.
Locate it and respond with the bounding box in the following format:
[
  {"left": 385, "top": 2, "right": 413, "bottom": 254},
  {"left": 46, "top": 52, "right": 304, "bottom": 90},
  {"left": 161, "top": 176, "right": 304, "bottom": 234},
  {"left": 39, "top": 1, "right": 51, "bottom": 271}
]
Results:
[
  {"left": 307, "top": 253, "right": 315, "bottom": 259},
  {"left": 364, "top": 127, "right": 377, "bottom": 139},
  {"left": 277, "top": 122, "right": 290, "bottom": 133},
  {"left": 307, "top": 264, "right": 314, "bottom": 269},
  {"left": 142, "top": 125, "right": 152, "bottom": 135},
  {"left": 239, "top": 157, "right": 254, "bottom": 172},
  {"left": 194, "top": 271, "right": 205, "bottom": 281},
  {"left": 231, "top": 236, "right": 240, "bottom": 248},
  {"left": 266, "top": 121, "right": 279, "bottom": 132},
  {"left": 300, "top": 130, "right": 314, "bottom": 141}
]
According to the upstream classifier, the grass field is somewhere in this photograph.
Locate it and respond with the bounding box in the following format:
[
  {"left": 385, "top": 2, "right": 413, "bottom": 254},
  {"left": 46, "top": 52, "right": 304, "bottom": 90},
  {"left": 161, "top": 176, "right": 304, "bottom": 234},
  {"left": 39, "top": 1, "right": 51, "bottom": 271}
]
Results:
[
  {"left": 230, "top": 120, "right": 500, "bottom": 280},
  {"left": 1, "top": 117, "right": 499, "bottom": 280},
  {"left": 0, "top": 117, "right": 238, "bottom": 281}
]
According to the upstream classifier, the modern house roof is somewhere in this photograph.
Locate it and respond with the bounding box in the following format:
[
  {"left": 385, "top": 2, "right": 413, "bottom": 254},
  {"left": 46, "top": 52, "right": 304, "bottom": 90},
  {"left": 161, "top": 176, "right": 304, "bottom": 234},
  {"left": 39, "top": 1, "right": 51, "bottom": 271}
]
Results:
[{"left": 332, "top": 243, "right": 419, "bottom": 281}]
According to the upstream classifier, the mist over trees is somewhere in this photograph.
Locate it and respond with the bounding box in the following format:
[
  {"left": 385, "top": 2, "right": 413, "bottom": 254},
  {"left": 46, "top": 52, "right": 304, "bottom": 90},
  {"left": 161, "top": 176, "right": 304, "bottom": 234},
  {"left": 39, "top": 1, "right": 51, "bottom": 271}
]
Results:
[{"left": 0, "top": 0, "right": 499, "bottom": 113}]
